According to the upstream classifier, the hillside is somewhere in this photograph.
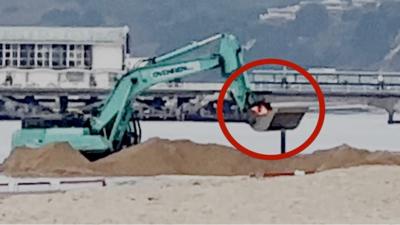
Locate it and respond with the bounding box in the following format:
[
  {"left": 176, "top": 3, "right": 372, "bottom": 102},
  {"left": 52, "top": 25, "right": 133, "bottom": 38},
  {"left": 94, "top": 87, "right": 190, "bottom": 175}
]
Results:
[{"left": 0, "top": 0, "right": 399, "bottom": 72}]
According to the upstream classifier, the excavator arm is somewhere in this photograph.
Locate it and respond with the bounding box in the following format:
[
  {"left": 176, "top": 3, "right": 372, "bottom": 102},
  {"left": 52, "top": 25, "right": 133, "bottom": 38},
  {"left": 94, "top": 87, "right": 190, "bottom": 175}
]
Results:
[
  {"left": 91, "top": 58, "right": 222, "bottom": 150},
  {"left": 89, "top": 33, "right": 258, "bottom": 151}
]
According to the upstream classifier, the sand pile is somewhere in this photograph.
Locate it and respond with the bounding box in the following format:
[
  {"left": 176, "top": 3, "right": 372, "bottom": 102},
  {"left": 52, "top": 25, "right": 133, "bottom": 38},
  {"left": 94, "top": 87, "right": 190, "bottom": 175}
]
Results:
[
  {"left": 2, "top": 142, "right": 98, "bottom": 177},
  {"left": 92, "top": 138, "right": 250, "bottom": 176},
  {"left": 3, "top": 138, "right": 400, "bottom": 177}
]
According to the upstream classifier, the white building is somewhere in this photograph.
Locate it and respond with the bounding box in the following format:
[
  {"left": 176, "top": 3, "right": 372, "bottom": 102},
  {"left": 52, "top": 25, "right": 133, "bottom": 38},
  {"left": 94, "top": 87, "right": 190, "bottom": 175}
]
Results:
[
  {"left": 351, "top": 0, "right": 381, "bottom": 8},
  {"left": 0, "top": 26, "right": 130, "bottom": 88},
  {"left": 259, "top": 5, "right": 300, "bottom": 24},
  {"left": 321, "top": 0, "right": 350, "bottom": 12}
]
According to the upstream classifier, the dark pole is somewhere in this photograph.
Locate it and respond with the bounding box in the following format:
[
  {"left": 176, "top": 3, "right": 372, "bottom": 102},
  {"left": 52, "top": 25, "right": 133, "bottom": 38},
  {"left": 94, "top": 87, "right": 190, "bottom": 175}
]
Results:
[
  {"left": 59, "top": 96, "right": 68, "bottom": 114},
  {"left": 388, "top": 111, "right": 394, "bottom": 124},
  {"left": 281, "top": 129, "right": 286, "bottom": 154}
]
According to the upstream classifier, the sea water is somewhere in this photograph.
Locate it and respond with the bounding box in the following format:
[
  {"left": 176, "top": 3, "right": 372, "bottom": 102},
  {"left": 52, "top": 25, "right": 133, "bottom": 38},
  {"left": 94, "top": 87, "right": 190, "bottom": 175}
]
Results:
[{"left": 0, "top": 111, "right": 399, "bottom": 162}]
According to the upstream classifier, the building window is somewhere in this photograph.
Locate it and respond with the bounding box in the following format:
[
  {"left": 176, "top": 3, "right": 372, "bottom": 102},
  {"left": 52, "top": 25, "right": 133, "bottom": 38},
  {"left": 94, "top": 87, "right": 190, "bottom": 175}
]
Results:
[
  {"left": 51, "top": 44, "right": 67, "bottom": 69},
  {"left": 84, "top": 45, "right": 92, "bottom": 69},
  {"left": 0, "top": 43, "right": 92, "bottom": 70},
  {"left": 68, "top": 44, "right": 84, "bottom": 68},
  {"left": 3, "top": 44, "right": 18, "bottom": 67},
  {"left": 20, "top": 44, "right": 35, "bottom": 68},
  {"left": 0, "top": 44, "right": 3, "bottom": 67},
  {"left": 11, "top": 44, "right": 18, "bottom": 67},
  {"left": 67, "top": 44, "right": 92, "bottom": 69},
  {"left": 3, "top": 44, "right": 10, "bottom": 66},
  {"left": 36, "top": 44, "right": 50, "bottom": 67}
]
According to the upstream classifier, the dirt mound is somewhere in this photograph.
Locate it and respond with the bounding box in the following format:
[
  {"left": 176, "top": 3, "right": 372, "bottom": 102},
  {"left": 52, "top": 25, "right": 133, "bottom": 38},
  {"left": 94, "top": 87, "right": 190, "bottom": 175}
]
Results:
[
  {"left": 91, "top": 138, "right": 245, "bottom": 176},
  {"left": 2, "top": 142, "right": 98, "bottom": 177},
  {"left": 3, "top": 138, "right": 400, "bottom": 177}
]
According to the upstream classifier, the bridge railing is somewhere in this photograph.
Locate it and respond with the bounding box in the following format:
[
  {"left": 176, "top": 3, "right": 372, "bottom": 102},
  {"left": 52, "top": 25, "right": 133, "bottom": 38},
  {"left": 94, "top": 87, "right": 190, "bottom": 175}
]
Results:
[
  {"left": 251, "top": 69, "right": 400, "bottom": 93},
  {"left": 251, "top": 69, "right": 400, "bottom": 85},
  {"left": 1, "top": 67, "right": 400, "bottom": 94}
]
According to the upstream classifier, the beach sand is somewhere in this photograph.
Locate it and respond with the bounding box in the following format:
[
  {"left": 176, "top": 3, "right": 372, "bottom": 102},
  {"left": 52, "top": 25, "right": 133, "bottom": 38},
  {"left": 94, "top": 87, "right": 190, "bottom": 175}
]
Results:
[{"left": 0, "top": 165, "right": 400, "bottom": 223}]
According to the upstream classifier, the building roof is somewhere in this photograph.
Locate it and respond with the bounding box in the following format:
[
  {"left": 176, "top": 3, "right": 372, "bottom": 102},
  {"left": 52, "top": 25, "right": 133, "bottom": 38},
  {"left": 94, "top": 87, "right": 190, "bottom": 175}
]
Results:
[{"left": 0, "top": 26, "right": 129, "bottom": 44}]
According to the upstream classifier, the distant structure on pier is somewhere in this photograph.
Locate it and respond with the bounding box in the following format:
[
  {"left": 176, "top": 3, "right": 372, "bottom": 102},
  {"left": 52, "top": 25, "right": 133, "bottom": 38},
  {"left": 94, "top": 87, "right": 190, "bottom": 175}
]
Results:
[
  {"left": 0, "top": 26, "right": 130, "bottom": 88},
  {"left": 259, "top": 0, "right": 381, "bottom": 24}
]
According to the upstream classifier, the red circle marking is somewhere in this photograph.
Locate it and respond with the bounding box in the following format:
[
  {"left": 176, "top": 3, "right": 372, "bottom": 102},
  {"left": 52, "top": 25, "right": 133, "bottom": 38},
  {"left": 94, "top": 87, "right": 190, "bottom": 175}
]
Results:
[{"left": 216, "top": 58, "right": 326, "bottom": 160}]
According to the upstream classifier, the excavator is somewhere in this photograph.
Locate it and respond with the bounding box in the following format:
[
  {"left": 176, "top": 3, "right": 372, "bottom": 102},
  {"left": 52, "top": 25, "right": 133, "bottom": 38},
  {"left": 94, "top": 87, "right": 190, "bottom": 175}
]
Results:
[{"left": 11, "top": 33, "right": 307, "bottom": 156}]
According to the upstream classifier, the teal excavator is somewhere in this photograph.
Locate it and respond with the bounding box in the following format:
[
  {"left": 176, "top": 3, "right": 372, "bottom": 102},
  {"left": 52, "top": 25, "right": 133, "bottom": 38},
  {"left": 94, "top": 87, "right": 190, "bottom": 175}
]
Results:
[{"left": 11, "top": 33, "right": 306, "bottom": 156}]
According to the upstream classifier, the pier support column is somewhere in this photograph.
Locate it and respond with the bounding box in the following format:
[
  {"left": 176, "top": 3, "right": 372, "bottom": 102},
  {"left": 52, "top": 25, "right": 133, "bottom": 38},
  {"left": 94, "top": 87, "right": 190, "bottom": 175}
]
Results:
[
  {"left": 281, "top": 129, "right": 286, "bottom": 154},
  {"left": 59, "top": 96, "right": 68, "bottom": 114},
  {"left": 368, "top": 97, "right": 399, "bottom": 124},
  {"left": 388, "top": 111, "right": 395, "bottom": 124}
]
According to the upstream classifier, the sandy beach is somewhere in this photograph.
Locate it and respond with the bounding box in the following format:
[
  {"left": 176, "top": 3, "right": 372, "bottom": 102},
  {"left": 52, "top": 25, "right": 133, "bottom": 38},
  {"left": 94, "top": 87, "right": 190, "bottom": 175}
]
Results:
[{"left": 0, "top": 165, "right": 399, "bottom": 223}]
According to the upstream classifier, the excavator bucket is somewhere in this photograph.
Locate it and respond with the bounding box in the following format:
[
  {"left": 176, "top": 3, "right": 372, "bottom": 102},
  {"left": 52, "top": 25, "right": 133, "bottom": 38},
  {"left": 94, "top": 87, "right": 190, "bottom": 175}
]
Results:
[{"left": 246, "top": 102, "right": 308, "bottom": 131}]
